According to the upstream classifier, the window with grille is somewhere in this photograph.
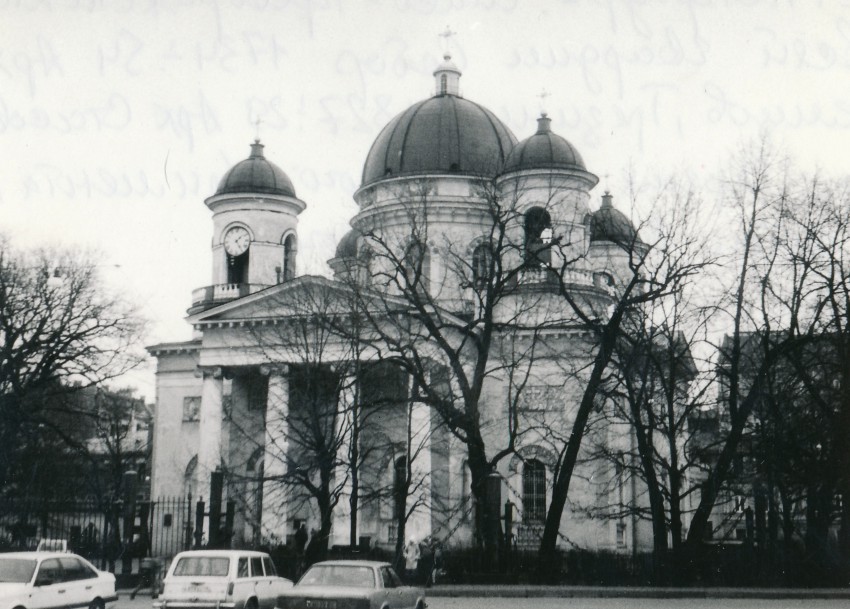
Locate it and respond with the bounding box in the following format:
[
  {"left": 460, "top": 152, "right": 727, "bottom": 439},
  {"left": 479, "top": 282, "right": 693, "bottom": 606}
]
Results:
[{"left": 522, "top": 459, "right": 546, "bottom": 522}]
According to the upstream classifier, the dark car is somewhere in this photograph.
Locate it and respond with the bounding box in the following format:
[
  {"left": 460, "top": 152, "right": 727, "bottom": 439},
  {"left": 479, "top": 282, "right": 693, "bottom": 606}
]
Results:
[{"left": 275, "top": 560, "right": 425, "bottom": 609}]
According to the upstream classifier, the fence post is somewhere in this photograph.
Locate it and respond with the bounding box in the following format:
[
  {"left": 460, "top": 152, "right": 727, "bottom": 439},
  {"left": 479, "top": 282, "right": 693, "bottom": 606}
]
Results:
[
  {"left": 209, "top": 471, "right": 223, "bottom": 548},
  {"left": 224, "top": 501, "right": 235, "bottom": 549},
  {"left": 194, "top": 500, "right": 205, "bottom": 548},
  {"left": 185, "top": 495, "right": 193, "bottom": 550}
]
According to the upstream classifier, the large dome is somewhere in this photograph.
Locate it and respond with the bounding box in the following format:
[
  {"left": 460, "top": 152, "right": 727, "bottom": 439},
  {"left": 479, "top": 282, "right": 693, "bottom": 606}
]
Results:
[
  {"left": 361, "top": 56, "right": 517, "bottom": 187},
  {"left": 216, "top": 140, "right": 296, "bottom": 197},
  {"left": 503, "top": 115, "right": 587, "bottom": 173}
]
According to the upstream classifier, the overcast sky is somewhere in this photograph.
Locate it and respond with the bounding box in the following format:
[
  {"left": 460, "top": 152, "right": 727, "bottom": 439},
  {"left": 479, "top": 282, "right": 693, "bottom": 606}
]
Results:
[{"left": 2, "top": 0, "right": 849, "bottom": 398}]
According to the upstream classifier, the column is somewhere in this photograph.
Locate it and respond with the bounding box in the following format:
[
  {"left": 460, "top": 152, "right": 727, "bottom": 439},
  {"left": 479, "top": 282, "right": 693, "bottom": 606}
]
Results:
[
  {"left": 261, "top": 366, "right": 289, "bottom": 543},
  {"left": 332, "top": 373, "right": 355, "bottom": 547},
  {"left": 197, "top": 366, "right": 224, "bottom": 504},
  {"left": 407, "top": 393, "right": 432, "bottom": 541}
]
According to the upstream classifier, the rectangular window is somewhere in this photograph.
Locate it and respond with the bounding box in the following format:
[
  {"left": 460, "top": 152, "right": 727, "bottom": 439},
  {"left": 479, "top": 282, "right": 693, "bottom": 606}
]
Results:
[
  {"left": 182, "top": 397, "right": 201, "bottom": 422},
  {"left": 250, "top": 557, "right": 263, "bottom": 577},
  {"left": 616, "top": 522, "right": 627, "bottom": 547}
]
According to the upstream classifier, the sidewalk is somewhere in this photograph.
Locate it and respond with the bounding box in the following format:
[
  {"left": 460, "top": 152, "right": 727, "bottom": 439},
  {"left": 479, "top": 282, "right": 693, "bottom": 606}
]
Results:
[
  {"left": 117, "top": 585, "right": 850, "bottom": 600},
  {"left": 426, "top": 584, "right": 850, "bottom": 599}
]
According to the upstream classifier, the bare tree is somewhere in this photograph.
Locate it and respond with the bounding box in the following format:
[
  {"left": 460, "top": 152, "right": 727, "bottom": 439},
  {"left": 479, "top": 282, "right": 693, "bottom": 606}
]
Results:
[
  {"left": 327, "top": 178, "right": 555, "bottom": 567},
  {"left": 0, "top": 236, "right": 144, "bottom": 502},
  {"left": 536, "top": 179, "right": 717, "bottom": 579}
]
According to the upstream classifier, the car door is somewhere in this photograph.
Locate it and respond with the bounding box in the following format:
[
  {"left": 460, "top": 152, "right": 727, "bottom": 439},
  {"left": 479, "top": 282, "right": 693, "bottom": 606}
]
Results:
[
  {"left": 29, "top": 558, "right": 64, "bottom": 609},
  {"left": 379, "top": 566, "right": 408, "bottom": 609},
  {"left": 59, "top": 556, "right": 101, "bottom": 607},
  {"left": 387, "top": 567, "right": 416, "bottom": 609},
  {"left": 261, "top": 556, "right": 288, "bottom": 601},
  {"left": 250, "top": 556, "right": 271, "bottom": 609}
]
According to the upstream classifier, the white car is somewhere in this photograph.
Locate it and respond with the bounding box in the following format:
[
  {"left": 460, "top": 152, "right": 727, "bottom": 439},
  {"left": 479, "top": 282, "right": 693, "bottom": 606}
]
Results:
[
  {"left": 0, "top": 551, "right": 117, "bottom": 609},
  {"left": 154, "top": 550, "right": 293, "bottom": 609}
]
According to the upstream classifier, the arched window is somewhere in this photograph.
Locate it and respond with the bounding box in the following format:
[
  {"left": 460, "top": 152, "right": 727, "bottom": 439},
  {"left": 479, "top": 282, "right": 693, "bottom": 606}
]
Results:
[
  {"left": 283, "top": 234, "right": 297, "bottom": 281},
  {"left": 471, "top": 243, "right": 492, "bottom": 287},
  {"left": 524, "top": 207, "right": 553, "bottom": 267},
  {"left": 183, "top": 455, "right": 198, "bottom": 500},
  {"left": 522, "top": 459, "right": 546, "bottom": 523},
  {"left": 461, "top": 460, "right": 472, "bottom": 522},
  {"left": 402, "top": 241, "right": 430, "bottom": 294},
  {"left": 227, "top": 252, "right": 249, "bottom": 284},
  {"left": 440, "top": 74, "right": 447, "bottom": 95}
]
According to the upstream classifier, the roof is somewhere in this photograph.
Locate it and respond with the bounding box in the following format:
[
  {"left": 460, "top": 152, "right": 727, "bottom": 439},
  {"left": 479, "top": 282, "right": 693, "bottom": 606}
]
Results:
[
  {"left": 503, "top": 114, "right": 588, "bottom": 173},
  {"left": 590, "top": 192, "right": 641, "bottom": 246},
  {"left": 309, "top": 560, "right": 390, "bottom": 568},
  {"left": 361, "top": 94, "right": 517, "bottom": 186},
  {"left": 215, "top": 140, "right": 296, "bottom": 197},
  {"left": 0, "top": 552, "right": 75, "bottom": 559},
  {"left": 334, "top": 229, "right": 360, "bottom": 259},
  {"left": 172, "top": 549, "right": 272, "bottom": 557}
]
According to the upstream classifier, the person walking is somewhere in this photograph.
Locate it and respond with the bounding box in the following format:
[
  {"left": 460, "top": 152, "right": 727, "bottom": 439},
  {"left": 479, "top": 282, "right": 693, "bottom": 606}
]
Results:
[
  {"left": 403, "top": 538, "right": 419, "bottom": 584},
  {"left": 130, "top": 556, "right": 162, "bottom": 600},
  {"left": 294, "top": 523, "right": 308, "bottom": 577}
]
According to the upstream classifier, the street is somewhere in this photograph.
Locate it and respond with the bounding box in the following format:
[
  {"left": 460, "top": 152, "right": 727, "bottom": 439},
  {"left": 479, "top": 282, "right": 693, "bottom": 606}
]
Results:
[{"left": 113, "top": 592, "right": 848, "bottom": 609}]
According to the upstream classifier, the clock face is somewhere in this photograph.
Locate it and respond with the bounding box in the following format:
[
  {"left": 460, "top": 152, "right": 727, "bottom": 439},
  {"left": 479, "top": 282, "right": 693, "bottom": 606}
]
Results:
[{"left": 223, "top": 226, "right": 250, "bottom": 256}]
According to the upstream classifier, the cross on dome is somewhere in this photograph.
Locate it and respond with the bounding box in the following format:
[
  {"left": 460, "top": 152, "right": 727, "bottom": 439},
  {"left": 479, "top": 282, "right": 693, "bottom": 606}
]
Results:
[
  {"left": 537, "top": 88, "right": 551, "bottom": 116},
  {"left": 434, "top": 27, "right": 461, "bottom": 97},
  {"left": 439, "top": 25, "right": 456, "bottom": 49}
]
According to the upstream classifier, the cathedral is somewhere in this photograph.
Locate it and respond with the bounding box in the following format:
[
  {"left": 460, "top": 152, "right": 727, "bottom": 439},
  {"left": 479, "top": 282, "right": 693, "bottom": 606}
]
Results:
[{"left": 148, "top": 53, "right": 654, "bottom": 555}]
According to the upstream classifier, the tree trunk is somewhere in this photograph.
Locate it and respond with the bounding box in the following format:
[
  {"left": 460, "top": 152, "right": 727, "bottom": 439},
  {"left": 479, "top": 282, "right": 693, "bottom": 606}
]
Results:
[{"left": 538, "top": 315, "right": 624, "bottom": 582}]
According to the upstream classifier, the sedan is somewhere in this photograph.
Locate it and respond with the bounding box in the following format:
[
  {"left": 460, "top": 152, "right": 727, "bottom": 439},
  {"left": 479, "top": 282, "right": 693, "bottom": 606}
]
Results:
[
  {"left": 0, "top": 551, "right": 117, "bottom": 609},
  {"left": 276, "top": 560, "right": 425, "bottom": 609}
]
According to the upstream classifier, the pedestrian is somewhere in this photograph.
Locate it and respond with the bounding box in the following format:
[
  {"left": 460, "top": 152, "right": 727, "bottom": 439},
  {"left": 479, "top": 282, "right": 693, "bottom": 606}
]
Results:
[
  {"left": 418, "top": 537, "right": 432, "bottom": 586},
  {"left": 403, "top": 537, "right": 419, "bottom": 584},
  {"left": 130, "top": 556, "right": 162, "bottom": 600},
  {"left": 304, "top": 528, "right": 320, "bottom": 567},
  {"left": 294, "top": 523, "right": 308, "bottom": 576},
  {"left": 432, "top": 541, "right": 443, "bottom": 585}
]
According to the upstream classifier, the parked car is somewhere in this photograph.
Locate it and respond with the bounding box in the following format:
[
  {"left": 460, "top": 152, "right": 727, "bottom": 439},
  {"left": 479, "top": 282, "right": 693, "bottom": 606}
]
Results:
[
  {"left": 34, "top": 540, "right": 67, "bottom": 553},
  {"left": 154, "top": 550, "right": 293, "bottom": 609},
  {"left": 0, "top": 551, "right": 117, "bottom": 609},
  {"left": 276, "top": 560, "right": 426, "bottom": 609}
]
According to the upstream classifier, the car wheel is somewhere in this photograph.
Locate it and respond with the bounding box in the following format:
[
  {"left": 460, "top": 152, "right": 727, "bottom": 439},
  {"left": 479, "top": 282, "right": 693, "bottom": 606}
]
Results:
[
  {"left": 88, "top": 599, "right": 105, "bottom": 609},
  {"left": 244, "top": 598, "right": 258, "bottom": 609}
]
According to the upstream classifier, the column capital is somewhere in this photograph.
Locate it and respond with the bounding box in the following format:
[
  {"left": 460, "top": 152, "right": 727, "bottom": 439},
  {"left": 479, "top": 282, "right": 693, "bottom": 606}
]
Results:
[
  {"left": 195, "top": 365, "right": 224, "bottom": 379},
  {"left": 259, "top": 363, "right": 289, "bottom": 377}
]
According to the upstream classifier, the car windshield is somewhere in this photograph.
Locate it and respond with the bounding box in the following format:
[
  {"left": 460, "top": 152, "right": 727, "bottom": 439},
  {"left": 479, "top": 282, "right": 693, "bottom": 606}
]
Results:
[
  {"left": 298, "top": 565, "right": 375, "bottom": 588},
  {"left": 172, "top": 557, "right": 230, "bottom": 577},
  {"left": 0, "top": 558, "right": 37, "bottom": 583}
]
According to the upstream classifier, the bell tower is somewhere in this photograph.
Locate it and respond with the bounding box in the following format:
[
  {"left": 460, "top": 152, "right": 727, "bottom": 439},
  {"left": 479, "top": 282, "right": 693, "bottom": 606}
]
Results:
[{"left": 188, "top": 140, "right": 306, "bottom": 314}]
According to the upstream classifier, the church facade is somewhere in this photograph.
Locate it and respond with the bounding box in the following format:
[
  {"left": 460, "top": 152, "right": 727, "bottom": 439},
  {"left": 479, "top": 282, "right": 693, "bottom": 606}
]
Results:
[{"left": 148, "top": 54, "right": 659, "bottom": 555}]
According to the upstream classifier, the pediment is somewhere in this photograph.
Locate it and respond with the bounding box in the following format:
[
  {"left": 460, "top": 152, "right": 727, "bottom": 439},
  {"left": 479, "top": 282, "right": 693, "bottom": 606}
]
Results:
[{"left": 187, "top": 275, "right": 417, "bottom": 327}]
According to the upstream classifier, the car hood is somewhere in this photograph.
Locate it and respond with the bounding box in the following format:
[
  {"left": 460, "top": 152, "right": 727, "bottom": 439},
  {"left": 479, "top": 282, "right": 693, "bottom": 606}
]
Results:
[
  {"left": 0, "top": 583, "right": 29, "bottom": 597},
  {"left": 281, "top": 585, "right": 373, "bottom": 598}
]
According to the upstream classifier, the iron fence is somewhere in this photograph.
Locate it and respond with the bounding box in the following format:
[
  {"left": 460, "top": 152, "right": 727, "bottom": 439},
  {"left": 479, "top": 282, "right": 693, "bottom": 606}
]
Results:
[{"left": 0, "top": 496, "right": 194, "bottom": 570}]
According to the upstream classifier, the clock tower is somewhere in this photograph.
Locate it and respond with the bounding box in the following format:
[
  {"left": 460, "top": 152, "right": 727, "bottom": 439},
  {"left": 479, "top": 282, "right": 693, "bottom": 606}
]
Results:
[{"left": 189, "top": 139, "right": 306, "bottom": 314}]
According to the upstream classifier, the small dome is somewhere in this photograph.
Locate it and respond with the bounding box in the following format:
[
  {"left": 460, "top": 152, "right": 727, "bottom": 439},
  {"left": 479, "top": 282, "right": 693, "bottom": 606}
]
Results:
[
  {"left": 216, "top": 140, "right": 296, "bottom": 197},
  {"left": 335, "top": 229, "right": 360, "bottom": 259},
  {"left": 503, "top": 114, "right": 587, "bottom": 173},
  {"left": 590, "top": 192, "right": 641, "bottom": 245}
]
